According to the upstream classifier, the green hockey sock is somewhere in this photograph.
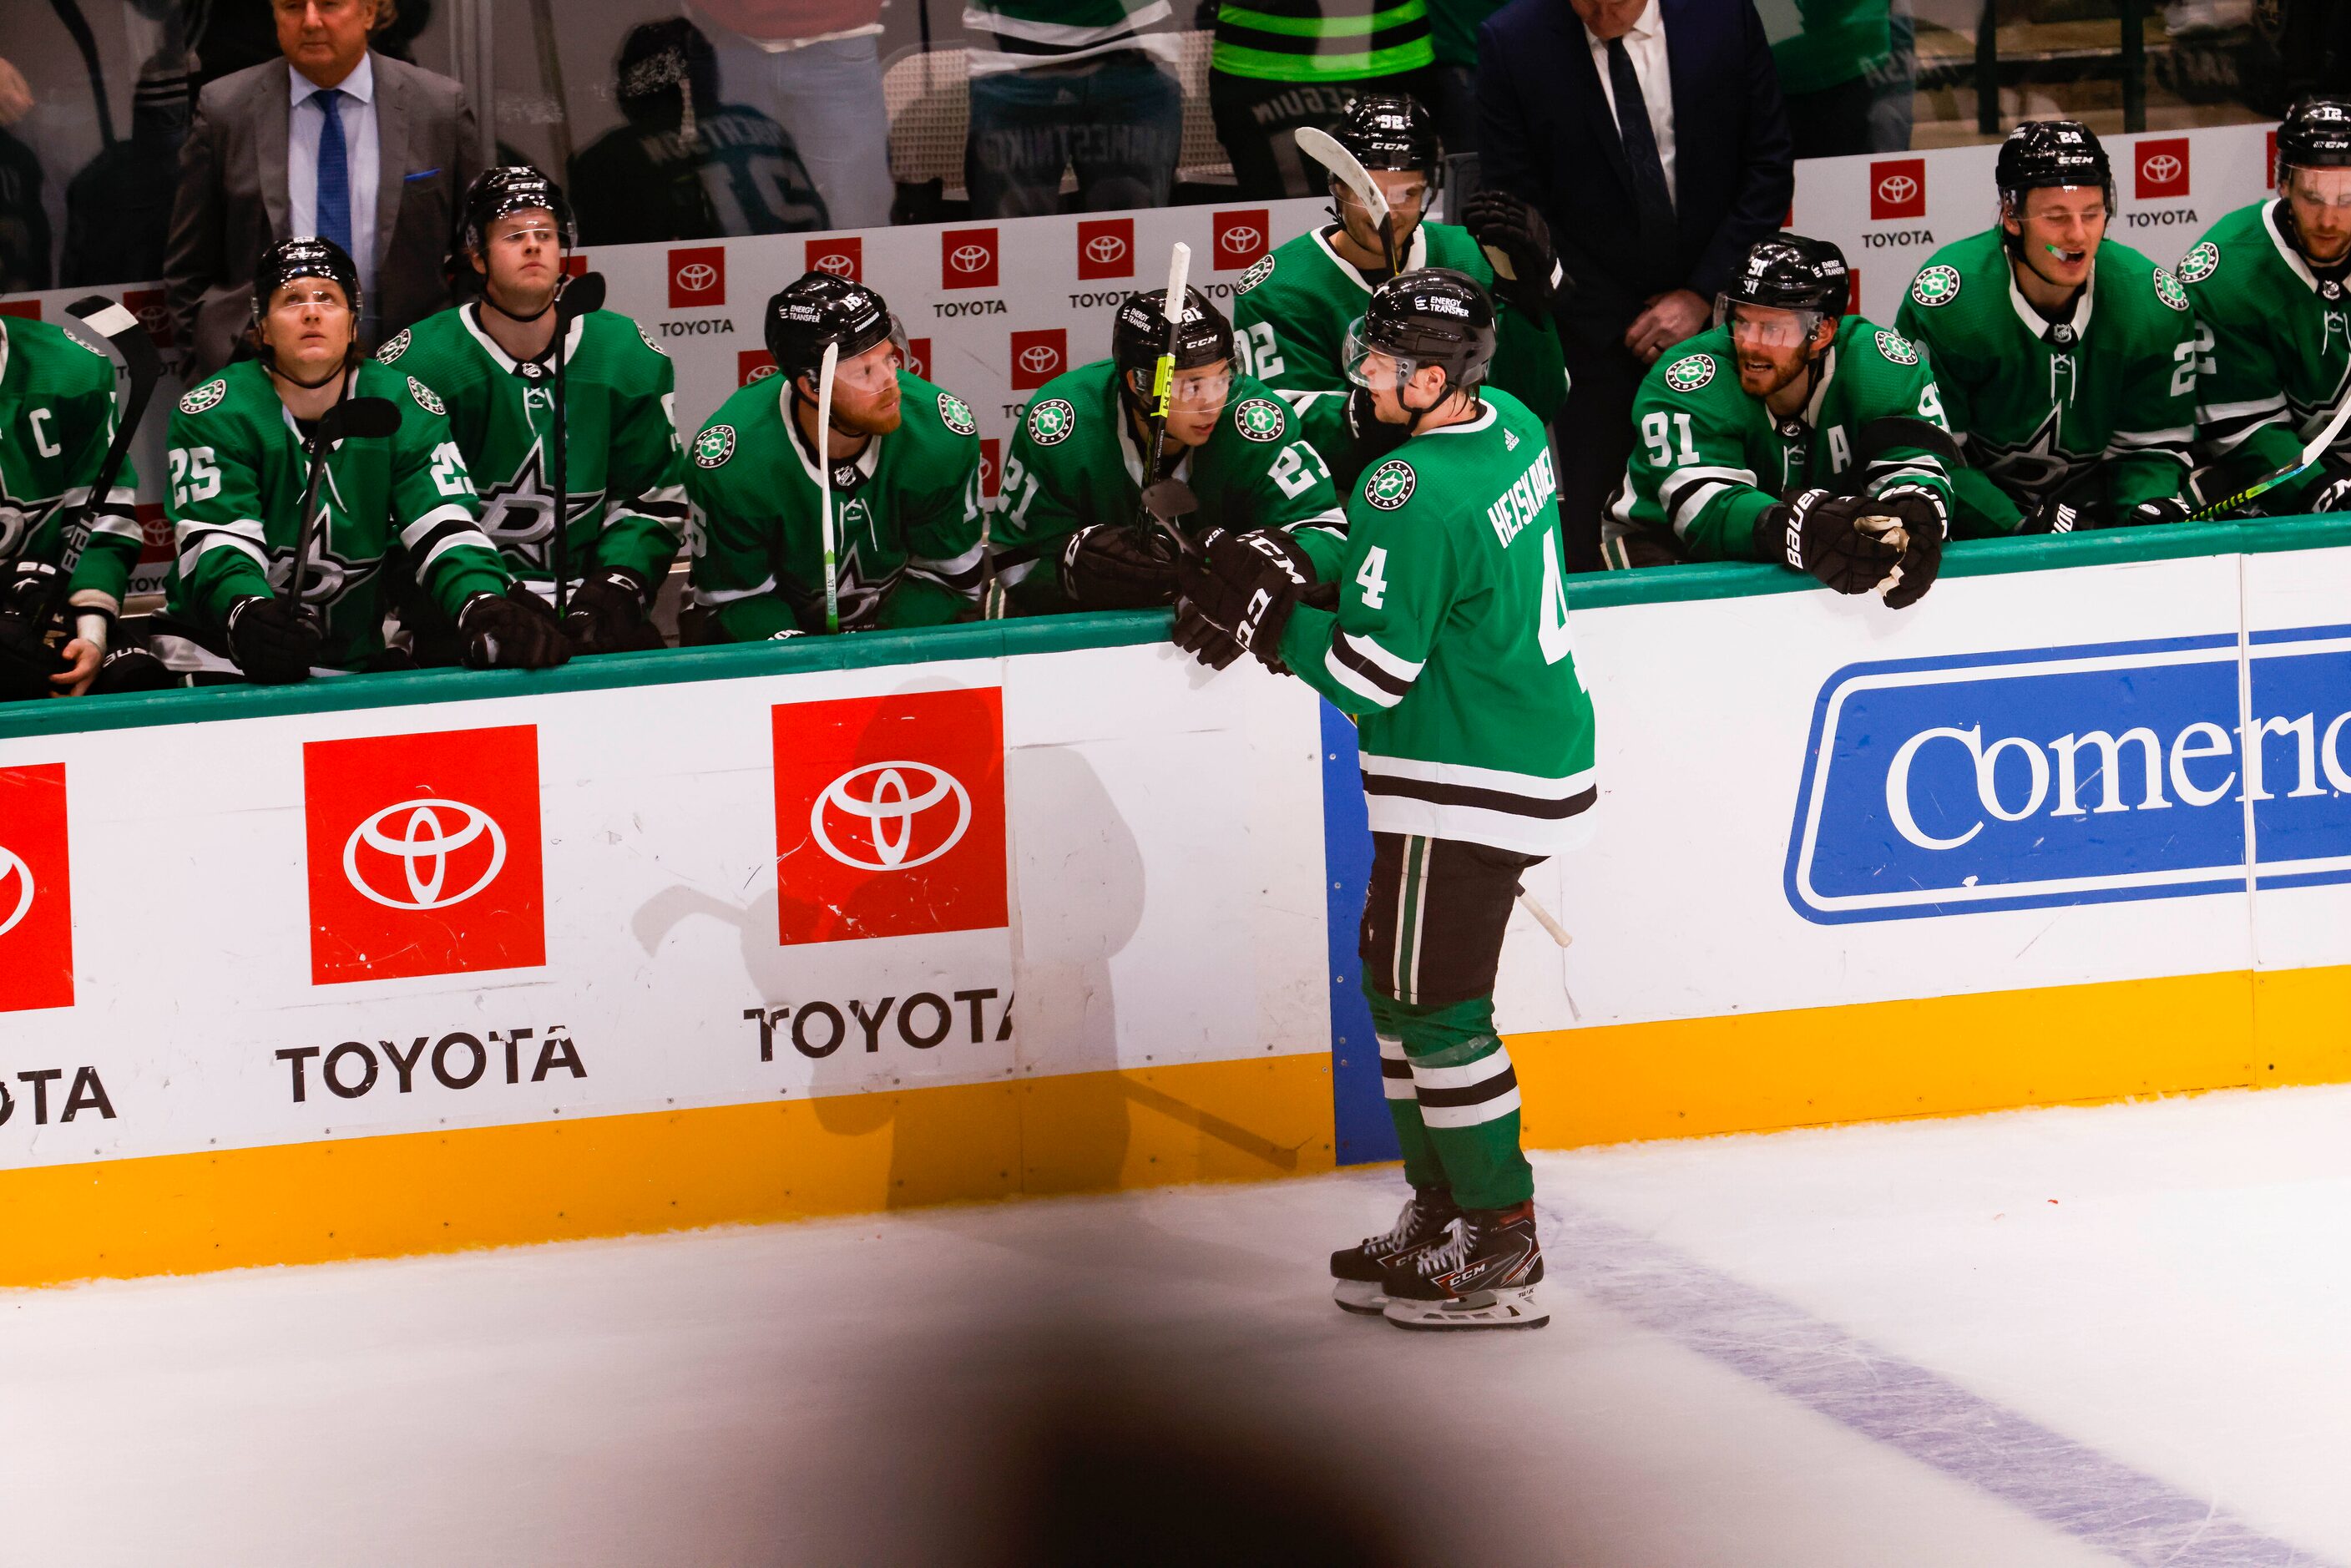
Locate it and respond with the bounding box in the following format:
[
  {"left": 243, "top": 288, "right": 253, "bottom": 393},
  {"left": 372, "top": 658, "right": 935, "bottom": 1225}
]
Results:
[
  {"left": 1367, "top": 994, "right": 1444, "bottom": 1191},
  {"left": 1378, "top": 990, "right": 1533, "bottom": 1211}
]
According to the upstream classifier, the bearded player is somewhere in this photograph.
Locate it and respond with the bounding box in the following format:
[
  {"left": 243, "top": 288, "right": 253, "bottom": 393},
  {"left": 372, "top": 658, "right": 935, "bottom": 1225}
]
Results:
[
  {"left": 2180, "top": 97, "right": 2351, "bottom": 514},
  {"left": 1605, "top": 234, "right": 1956, "bottom": 608},
  {"left": 993, "top": 285, "right": 1344, "bottom": 615},
  {"left": 157, "top": 237, "right": 564, "bottom": 683},
  {"left": 1178, "top": 271, "right": 1592, "bottom": 1333},
  {"left": 1894, "top": 122, "right": 2200, "bottom": 536},
  {"left": 687, "top": 273, "right": 985, "bottom": 637},
  {"left": 386, "top": 167, "right": 686, "bottom": 656}
]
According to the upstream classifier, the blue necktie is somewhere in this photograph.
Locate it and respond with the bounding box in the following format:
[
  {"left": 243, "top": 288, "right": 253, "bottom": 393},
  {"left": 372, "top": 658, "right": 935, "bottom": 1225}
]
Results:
[{"left": 314, "top": 87, "right": 352, "bottom": 255}]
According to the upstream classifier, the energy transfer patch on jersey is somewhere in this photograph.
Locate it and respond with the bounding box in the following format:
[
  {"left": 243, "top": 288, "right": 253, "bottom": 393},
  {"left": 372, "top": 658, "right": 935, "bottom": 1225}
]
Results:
[
  {"left": 1236, "top": 255, "right": 1275, "bottom": 294},
  {"left": 692, "top": 424, "right": 736, "bottom": 468},
  {"left": 407, "top": 376, "right": 445, "bottom": 416},
  {"left": 1874, "top": 330, "right": 1919, "bottom": 366},
  {"left": 1663, "top": 353, "right": 1715, "bottom": 394},
  {"left": 377, "top": 327, "right": 410, "bottom": 363},
  {"left": 2152, "top": 269, "right": 2190, "bottom": 312},
  {"left": 937, "top": 392, "right": 977, "bottom": 436},
  {"left": 1363, "top": 458, "right": 1417, "bottom": 510},
  {"left": 178, "top": 379, "right": 228, "bottom": 415},
  {"left": 1027, "top": 398, "right": 1077, "bottom": 447},
  {"left": 1234, "top": 397, "right": 1286, "bottom": 442},
  {"left": 2177, "top": 241, "right": 2220, "bottom": 286},
  {"left": 1910, "top": 265, "right": 1962, "bottom": 308}
]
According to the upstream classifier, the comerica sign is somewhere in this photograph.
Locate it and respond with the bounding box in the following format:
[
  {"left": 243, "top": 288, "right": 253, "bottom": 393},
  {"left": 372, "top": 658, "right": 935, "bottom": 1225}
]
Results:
[{"left": 1786, "top": 629, "right": 2351, "bottom": 922}]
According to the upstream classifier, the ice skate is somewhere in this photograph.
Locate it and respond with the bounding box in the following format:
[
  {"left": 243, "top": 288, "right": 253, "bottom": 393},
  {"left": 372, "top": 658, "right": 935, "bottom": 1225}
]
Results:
[
  {"left": 1381, "top": 1200, "right": 1548, "bottom": 1330},
  {"left": 1329, "top": 1186, "right": 1459, "bottom": 1314}
]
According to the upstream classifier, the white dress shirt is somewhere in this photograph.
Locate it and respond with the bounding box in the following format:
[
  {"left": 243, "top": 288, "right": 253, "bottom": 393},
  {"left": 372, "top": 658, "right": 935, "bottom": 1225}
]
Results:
[
  {"left": 286, "top": 54, "right": 381, "bottom": 311},
  {"left": 1585, "top": 3, "right": 1677, "bottom": 205}
]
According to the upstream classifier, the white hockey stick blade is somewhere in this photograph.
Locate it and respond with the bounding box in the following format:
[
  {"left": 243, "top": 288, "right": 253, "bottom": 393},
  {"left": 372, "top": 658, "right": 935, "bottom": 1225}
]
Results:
[
  {"left": 1161, "top": 241, "right": 1191, "bottom": 325},
  {"left": 1295, "top": 126, "right": 1390, "bottom": 228},
  {"left": 817, "top": 340, "right": 840, "bottom": 634}
]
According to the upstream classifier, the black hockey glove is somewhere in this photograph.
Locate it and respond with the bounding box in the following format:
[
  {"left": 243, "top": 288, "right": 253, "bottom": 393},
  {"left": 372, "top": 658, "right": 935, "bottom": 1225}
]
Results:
[
  {"left": 1173, "top": 527, "right": 1314, "bottom": 671},
  {"left": 2308, "top": 456, "right": 2351, "bottom": 514},
  {"left": 2017, "top": 493, "right": 2099, "bottom": 534},
  {"left": 225, "top": 594, "right": 324, "bottom": 685},
  {"left": 0, "top": 611, "right": 61, "bottom": 701},
  {"left": 1, "top": 559, "right": 59, "bottom": 619},
  {"left": 458, "top": 585, "right": 571, "bottom": 670},
  {"left": 1461, "top": 189, "right": 1568, "bottom": 317},
  {"left": 2124, "top": 496, "right": 2195, "bottom": 527},
  {"left": 1060, "top": 521, "right": 1181, "bottom": 609},
  {"left": 563, "top": 566, "right": 656, "bottom": 655},
  {"left": 1753, "top": 488, "right": 1905, "bottom": 595},
  {"left": 1867, "top": 492, "right": 1947, "bottom": 610}
]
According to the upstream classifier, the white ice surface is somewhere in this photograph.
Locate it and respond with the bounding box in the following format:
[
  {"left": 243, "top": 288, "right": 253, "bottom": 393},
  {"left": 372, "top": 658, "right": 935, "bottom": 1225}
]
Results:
[{"left": 7, "top": 1084, "right": 2351, "bottom": 1566}]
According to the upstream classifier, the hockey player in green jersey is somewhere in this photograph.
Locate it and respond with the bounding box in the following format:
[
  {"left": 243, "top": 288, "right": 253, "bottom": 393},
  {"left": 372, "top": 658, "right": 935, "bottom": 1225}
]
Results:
[
  {"left": 993, "top": 284, "right": 1344, "bottom": 615},
  {"left": 2181, "top": 98, "right": 2351, "bottom": 516},
  {"left": 1232, "top": 94, "right": 1570, "bottom": 432},
  {"left": 0, "top": 311, "right": 144, "bottom": 699},
  {"left": 158, "top": 238, "right": 566, "bottom": 684},
  {"left": 387, "top": 167, "right": 687, "bottom": 655},
  {"left": 1894, "top": 122, "right": 2200, "bottom": 536},
  {"left": 687, "top": 273, "right": 986, "bottom": 639},
  {"left": 1180, "top": 270, "right": 1590, "bottom": 1333},
  {"left": 1605, "top": 234, "right": 1955, "bottom": 609}
]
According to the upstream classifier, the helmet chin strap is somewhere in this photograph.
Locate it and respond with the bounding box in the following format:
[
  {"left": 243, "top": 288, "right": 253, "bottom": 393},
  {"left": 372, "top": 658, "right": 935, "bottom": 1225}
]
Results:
[
  {"left": 264, "top": 345, "right": 351, "bottom": 392},
  {"left": 479, "top": 286, "right": 555, "bottom": 325}
]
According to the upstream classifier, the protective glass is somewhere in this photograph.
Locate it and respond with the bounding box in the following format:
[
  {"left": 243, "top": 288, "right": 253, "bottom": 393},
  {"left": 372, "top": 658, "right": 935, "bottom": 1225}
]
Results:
[
  {"left": 1166, "top": 367, "right": 1234, "bottom": 407},
  {"left": 486, "top": 218, "right": 563, "bottom": 252},
  {"left": 1342, "top": 319, "right": 1417, "bottom": 391},
  {"left": 267, "top": 283, "right": 352, "bottom": 317},
  {"left": 831, "top": 343, "right": 903, "bottom": 395},
  {"left": 2286, "top": 168, "right": 2351, "bottom": 211},
  {"left": 1716, "top": 298, "right": 1823, "bottom": 349},
  {"left": 1337, "top": 175, "right": 1431, "bottom": 215}
]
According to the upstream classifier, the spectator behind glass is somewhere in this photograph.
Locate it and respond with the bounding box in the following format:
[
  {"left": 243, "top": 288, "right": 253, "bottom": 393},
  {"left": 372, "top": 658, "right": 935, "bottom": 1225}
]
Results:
[
  {"left": 1773, "top": 0, "right": 1895, "bottom": 159},
  {"left": 1478, "top": 0, "right": 1793, "bottom": 570},
  {"left": 569, "top": 18, "right": 830, "bottom": 245},
  {"left": 963, "top": 1, "right": 1184, "bottom": 219},
  {"left": 691, "top": 1, "right": 894, "bottom": 230},
  {"left": 1207, "top": 1, "right": 1439, "bottom": 200},
  {"left": 63, "top": 53, "right": 198, "bottom": 287},
  {"left": 164, "top": 0, "right": 483, "bottom": 375},
  {"left": 1428, "top": 0, "right": 1507, "bottom": 159},
  {"left": 0, "top": 56, "right": 48, "bottom": 292}
]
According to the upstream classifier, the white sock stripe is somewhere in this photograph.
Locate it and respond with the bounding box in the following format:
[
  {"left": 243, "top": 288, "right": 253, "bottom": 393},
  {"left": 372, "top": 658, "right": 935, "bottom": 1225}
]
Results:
[
  {"left": 1419, "top": 1085, "right": 1522, "bottom": 1129},
  {"left": 1377, "top": 1034, "right": 1407, "bottom": 1060},
  {"left": 1405, "top": 837, "right": 1431, "bottom": 1006},
  {"left": 1383, "top": 1077, "right": 1418, "bottom": 1100},
  {"left": 1409, "top": 1046, "right": 1514, "bottom": 1092}
]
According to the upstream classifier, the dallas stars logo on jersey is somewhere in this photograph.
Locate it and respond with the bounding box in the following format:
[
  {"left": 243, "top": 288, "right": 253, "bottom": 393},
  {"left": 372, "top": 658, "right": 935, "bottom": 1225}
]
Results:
[
  {"left": 1028, "top": 398, "right": 1076, "bottom": 446},
  {"left": 695, "top": 426, "right": 736, "bottom": 468},
  {"left": 1664, "top": 354, "right": 1714, "bottom": 393},
  {"left": 1911, "top": 265, "right": 1962, "bottom": 307},
  {"left": 937, "top": 392, "right": 977, "bottom": 436},
  {"left": 1365, "top": 458, "right": 1417, "bottom": 510},
  {"left": 1235, "top": 398, "right": 1285, "bottom": 442}
]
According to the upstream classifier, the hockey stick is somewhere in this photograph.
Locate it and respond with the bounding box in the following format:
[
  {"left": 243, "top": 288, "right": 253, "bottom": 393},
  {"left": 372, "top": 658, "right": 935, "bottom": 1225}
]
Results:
[
  {"left": 2185, "top": 385, "right": 2351, "bottom": 522},
  {"left": 547, "top": 269, "right": 605, "bottom": 620},
  {"left": 817, "top": 340, "right": 841, "bottom": 634},
  {"left": 286, "top": 394, "right": 402, "bottom": 618},
  {"left": 36, "top": 296, "right": 162, "bottom": 634},
  {"left": 1136, "top": 243, "right": 1193, "bottom": 538},
  {"left": 1297, "top": 126, "right": 1398, "bottom": 276}
]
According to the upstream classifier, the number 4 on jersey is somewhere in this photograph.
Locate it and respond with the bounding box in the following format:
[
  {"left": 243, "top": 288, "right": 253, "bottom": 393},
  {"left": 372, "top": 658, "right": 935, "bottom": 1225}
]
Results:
[{"left": 1355, "top": 544, "right": 1388, "bottom": 609}]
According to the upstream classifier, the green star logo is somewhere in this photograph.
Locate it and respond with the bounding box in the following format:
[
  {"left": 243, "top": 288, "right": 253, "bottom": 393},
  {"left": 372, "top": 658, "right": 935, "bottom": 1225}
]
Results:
[
  {"left": 376, "top": 327, "right": 411, "bottom": 363},
  {"left": 407, "top": 376, "right": 445, "bottom": 416},
  {"left": 1236, "top": 255, "right": 1275, "bottom": 295},
  {"left": 178, "top": 378, "right": 228, "bottom": 416},
  {"left": 692, "top": 424, "right": 736, "bottom": 469},
  {"left": 1364, "top": 458, "right": 1417, "bottom": 511},
  {"left": 2177, "top": 241, "right": 2219, "bottom": 286},
  {"left": 1663, "top": 354, "right": 1715, "bottom": 394},
  {"left": 1028, "top": 397, "right": 1077, "bottom": 447},
  {"left": 2152, "top": 268, "right": 2190, "bottom": 312},
  {"left": 1234, "top": 397, "right": 1285, "bottom": 443},
  {"left": 1873, "top": 330, "right": 1919, "bottom": 366},
  {"left": 1909, "top": 265, "right": 1962, "bottom": 309},
  {"left": 936, "top": 392, "right": 977, "bottom": 436}
]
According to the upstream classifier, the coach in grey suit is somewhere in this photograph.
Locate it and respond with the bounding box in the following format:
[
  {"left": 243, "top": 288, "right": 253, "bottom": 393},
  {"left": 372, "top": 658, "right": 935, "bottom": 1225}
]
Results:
[{"left": 164, "top": 0, "right": 483, "bottom": 376}]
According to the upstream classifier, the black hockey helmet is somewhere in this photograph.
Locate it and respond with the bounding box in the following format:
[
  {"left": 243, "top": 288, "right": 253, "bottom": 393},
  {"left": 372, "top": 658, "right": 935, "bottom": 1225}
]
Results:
[
  {"left": 1329, "top": 93, "right": 1441, "bottom": 174},
  {"left": 2279, "top": 97, "right": 2351, "bottom": 174},
  {"left": 1110, "top": 286, "right": 1234, "bottom": 411},
  {"left": 453, "top": 166, "right": 576, "bottom": 271},
  {"left": 1716, "top": 233, "right": 1848, "bottom": 327},
  {"left": 764, "top": 271, "right": 896, "bottom": 387},
  {"left": 250, "top": 235, "right": 361, "bottom": 323},
  {"left": 1995, "top": 119, "right": 2114, "bottom": 212},
  {"left": 1343, "top": 268, "right": 1496, "bottom": 396}
]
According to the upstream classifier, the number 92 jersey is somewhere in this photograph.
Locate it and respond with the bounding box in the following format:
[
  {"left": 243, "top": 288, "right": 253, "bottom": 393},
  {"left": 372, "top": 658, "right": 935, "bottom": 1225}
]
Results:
[
  {"left": 1276, "top": 387, "right": 1599, "bottom": 857},
  {"left": 163, "top": 358, "right": 509, "bottom": 670}
]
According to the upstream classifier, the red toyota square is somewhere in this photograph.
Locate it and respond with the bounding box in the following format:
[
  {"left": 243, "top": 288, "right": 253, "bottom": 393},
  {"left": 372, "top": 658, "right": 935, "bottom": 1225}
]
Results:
[
  {"left": 1213, "top": 209, "right": 1270, "bottom": 269},
  {"left": 1077, "top": 218, "right": 1136, "bottom": 280},
  {"left": 806, "top": 235, "right": 862, "bottom": 281},
  {"left": 668, "top": 245, "right": 726, "bottom": 308},
  {"left": 1010, "top": 327, "right": 1068, "bottom": 391},
  {"left": 122, "top": 289, "right": 174, "bottom": 348},
  {"left": 1869, "top": 159, "right": 1926, "bottom": 220},
  {"left": 0, "top": 301, "right": 38, "bottom": 321},
  {"left": 2136, "top": 138, "right": 2190, "bottom": 199},
  {"left": 302, "top": 726, "right": 546, "bottom": 985},
  {"left": 562, "top": 255, "right": 588, "bottom": 277},
  {"left": 979, "top": 437, "right": 1001, "bottom": 498},
  {"left": 942, "top": 228, "right": 999, "bottom": 289},
  {"left": 771, "top": 688, "right": 1008, "bottom": 946},
  {"left": 2268, "top": 129, "right": 2280, "bottom": 188},
  {"left": 739, "top": 348, "right": 779, "bottom": 386},
  {"left": 0, "top": 763, "right": 74, "bottom": 1014},
  {"left": 1846, "top": 267, "right": 1863, "bottom": 316},
  {"left": 903, "top": 336, "right": 933, "bottom": 382},
  {"left": 134, "top": 502, "right": 169, "bottom": 567}
]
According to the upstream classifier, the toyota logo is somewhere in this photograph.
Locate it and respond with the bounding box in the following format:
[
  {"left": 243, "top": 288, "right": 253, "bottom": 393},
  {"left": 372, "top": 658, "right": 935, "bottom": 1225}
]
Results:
[
  {"left": 1085, "top": 234, "right": 1127, "bottom": 265},
  {"left": 1878, "top": 174, "right": 1918, "bottom": 205},
  {"left": 343, "top": 798, "right": 508, "bottom": 911},
  {"left": 135, "top": 302, "right": 169, "bottom": 335},
  {"left": 1221, "top": 225, "right": 1262, "bottom": 253},
  {"left": 1019, "top": 344, "right": 1061, "bottom": 377},
  {"left": 812, "top": 251, "right": 856, "bottom": 276},
  {"left": 949, "top": 244, "right": 992, "bottom": 274},
  {"left": 811, "top": 762, "right": 971, "bottom": 872},
  {"left": 2143, "top": 153, "right": 2182, "bottom": 184},
  {"left": 746, "top": 362, "right": 778, "bottom": 382},
  {"left": 0, "top": 845, "right": 32, "bottom": 938},
  {"left": 675, "top": 262, "right": 719, "bottom": 292}
]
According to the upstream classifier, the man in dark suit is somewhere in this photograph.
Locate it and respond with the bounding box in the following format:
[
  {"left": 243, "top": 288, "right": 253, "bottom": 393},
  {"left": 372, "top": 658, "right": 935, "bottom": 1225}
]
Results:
[
  {"left": 1479, "top": 0, "right": 1793, "bottom": 569},
  {"left": 165, "top": 0, "right": 483, "bottom": 377}
]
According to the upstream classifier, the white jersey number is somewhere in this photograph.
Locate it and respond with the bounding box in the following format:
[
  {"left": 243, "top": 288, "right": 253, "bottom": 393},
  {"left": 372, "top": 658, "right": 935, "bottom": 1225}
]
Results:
[
  {"left": 167, "top": 446, "right": 221, "bottom": 508},
  {"left": 1538, "top": 526, "right": 1575, "bottom": 669}
]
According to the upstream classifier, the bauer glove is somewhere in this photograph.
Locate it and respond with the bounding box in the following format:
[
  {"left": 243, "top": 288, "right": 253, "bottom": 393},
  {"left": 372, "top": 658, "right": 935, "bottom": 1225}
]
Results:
[
  {"left": 459, "top": 584, "right": 571, "bottom": 670},
  {"left": 1754, "top": 488, "right": 1905, "bottom": 594},
  {"left": 225, "top": 594, "right": 324, "bottom": 685}
]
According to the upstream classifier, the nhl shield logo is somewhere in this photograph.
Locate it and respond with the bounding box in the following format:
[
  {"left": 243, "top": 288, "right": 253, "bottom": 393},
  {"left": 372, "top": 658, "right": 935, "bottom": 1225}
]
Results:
[
  {"left": 2177, "top": 240, "right": 2220, "bottom": 286},
  {"left": 178, "top": 377, "right": 229, "bottom": 415},
  {"left": 1873, "top": 330, "right": 1919, "bottom": 366},
  {"left": 937, "top": 392, "right": 977, "bottom": 436},
  {"left": 693, "top": 424, "right": 736, "bottom": 468},
  {"left": 1910, "top": 265, "right": 1962, "bottom": 308},
  {"left": 407, "top": 376, "right": 445, "bottom": 415},
  {"left": 377, "top": 327, "right": 412, "bottom": 363},
  {"left": 1663, "top": 353, "right": 1715, "bottom": 394},
  {"left": 1364, "top": 458, "right": 1417, "bottom": 511},
  {"left": 1234, "top": 397, "right": 1285, "bottom": 442},
  {"left": 1027, "top": 397, "right": 1077, "bottom": 447},
  {"left": 1236, "top": 255, "right": 1276, "bottom": 295},
  {"left": 2151, "top": 268, "right": 2191, "bottom": 312}
]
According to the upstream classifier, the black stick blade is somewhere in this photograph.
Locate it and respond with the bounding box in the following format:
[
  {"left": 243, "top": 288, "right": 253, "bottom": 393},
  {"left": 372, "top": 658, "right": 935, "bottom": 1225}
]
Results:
[
  {"left": 324, "top": 396, "right": 402, "bottom": 443},
  {"left": 63, "top": 294, "right": 164, "bottom": 383},
  {"left": 556, "top": 271, "right": 607, "bottom": 321}
]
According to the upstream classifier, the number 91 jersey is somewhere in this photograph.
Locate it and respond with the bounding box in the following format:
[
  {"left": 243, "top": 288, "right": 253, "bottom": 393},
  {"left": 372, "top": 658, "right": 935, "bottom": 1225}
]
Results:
[{"left": 1277, "top": 387, "right": 1599, "bottom": 856}]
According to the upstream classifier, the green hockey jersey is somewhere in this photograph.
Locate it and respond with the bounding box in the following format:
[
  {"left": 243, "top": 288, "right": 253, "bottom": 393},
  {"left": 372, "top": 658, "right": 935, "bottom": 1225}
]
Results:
[
  {"left": 1232, "top": 222, "right": 1569, "bottom": 431},
  {"left": 993, "top": 358, "right": 1347, "bottom": 614},
  {"left": 2180, "top": 199, "right": 2351, "bottom": 513},
  {"left": 379, "top": 306, "right": 686, "bottom": 591},
  {"left": 1894, "top": 228, "right": 2198, "bottom": 534},
  {"left": 0, "top": 314, "right": 143, "bottom": 611},
  {"left": 1605, "top": 316, "right": 1956, "bottom": 563},
  {"left": 1277, "top": 388, "right": 1597, "bottom": 855},
  {"left": 686, "top": 370, "right": 987, "bottom": 639},
  {"left": 1211, "top": 0, "right": 1434, "bottom": 82},
  {"left": 163, "top": 359, "right": 510, "bottom": 670}
]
